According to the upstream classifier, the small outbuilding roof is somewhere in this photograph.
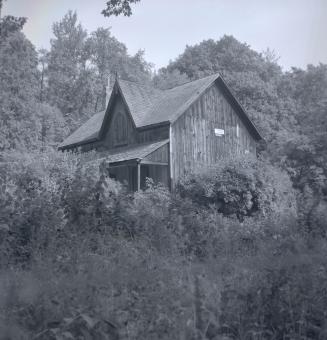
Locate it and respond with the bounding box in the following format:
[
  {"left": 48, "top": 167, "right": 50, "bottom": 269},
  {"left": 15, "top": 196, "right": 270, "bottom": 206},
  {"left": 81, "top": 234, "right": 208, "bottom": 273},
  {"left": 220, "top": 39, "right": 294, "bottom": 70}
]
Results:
[
  {"left": 59, "top": 73, "right": 262, "bottom": 150},
  {"left": 96, "top": 139, "right": 169, "bottom": 164}
]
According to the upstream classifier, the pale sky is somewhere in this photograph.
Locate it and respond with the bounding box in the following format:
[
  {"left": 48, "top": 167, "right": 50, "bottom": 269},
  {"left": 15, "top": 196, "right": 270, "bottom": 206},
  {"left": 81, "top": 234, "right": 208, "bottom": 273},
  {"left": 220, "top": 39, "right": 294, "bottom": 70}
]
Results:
[{"left": 3, "top": 0, "right": 327, "bottom": 71}]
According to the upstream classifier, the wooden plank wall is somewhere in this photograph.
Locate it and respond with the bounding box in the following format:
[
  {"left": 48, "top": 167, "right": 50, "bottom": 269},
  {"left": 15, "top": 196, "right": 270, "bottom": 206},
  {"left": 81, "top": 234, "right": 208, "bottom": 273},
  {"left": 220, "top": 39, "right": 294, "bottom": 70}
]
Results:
[
  {"left": 170, "top": 82, "right": 257, "bottom": 183},
  {"left": 137, "top": 125, "right": 169, "bottom": 144},
  {"left": 143, "top": 144, "right": 169, "bottom": 163}
]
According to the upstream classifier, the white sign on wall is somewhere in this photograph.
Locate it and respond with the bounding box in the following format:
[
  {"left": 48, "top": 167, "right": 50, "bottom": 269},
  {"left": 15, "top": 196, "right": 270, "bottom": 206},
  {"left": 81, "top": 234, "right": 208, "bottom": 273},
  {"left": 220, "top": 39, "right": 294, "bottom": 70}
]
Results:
[{"left": 214, "top": 128, "right": 224, "bottom": 137}]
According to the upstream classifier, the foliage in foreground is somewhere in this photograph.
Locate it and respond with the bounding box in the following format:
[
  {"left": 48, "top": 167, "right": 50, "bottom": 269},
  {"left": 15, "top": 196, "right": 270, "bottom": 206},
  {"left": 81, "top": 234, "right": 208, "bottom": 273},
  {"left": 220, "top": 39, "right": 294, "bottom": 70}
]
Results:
[{"left": 1, "top": 150, "right": 327, "bottom": 339}]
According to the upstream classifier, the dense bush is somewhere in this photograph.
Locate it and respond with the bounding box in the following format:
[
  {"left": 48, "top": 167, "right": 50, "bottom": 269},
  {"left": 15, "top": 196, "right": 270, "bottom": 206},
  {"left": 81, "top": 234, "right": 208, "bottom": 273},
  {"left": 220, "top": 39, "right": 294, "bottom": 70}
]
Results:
[
  {"left": 178, "top": 156, "right": 297, "bottom": 221},
  {"left": 1, "top": 152, "right": 327, "bottom": 339},
  {"left": 219, "top": 233, "right": 327, "bottom": 340},
  {"left": 0, "top": 149, "right": 121, "bottom": 266}
]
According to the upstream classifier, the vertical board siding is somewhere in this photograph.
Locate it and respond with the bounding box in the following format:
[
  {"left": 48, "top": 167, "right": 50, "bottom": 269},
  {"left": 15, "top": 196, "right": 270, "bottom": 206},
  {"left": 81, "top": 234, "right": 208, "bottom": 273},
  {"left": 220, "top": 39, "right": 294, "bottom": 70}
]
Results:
[
  {"left": 171, "top": 82, "right": 257, "bottom": 183},
  {"left": 137, "top": 125, "right": 169, "bottom": 144},
  {"left": 143, "top": 144, "right": 169, "bottom": 163}
]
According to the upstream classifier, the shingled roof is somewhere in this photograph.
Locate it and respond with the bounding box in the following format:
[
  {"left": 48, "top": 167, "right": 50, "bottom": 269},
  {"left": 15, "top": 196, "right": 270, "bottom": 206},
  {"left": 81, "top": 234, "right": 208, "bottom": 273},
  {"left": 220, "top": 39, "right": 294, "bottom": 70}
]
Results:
[
  {"left": 59, "top": 73, "right": 262, "bottom": 150},
  {"left": 96, "top": 139, "right": 169, "bottom": 164},
  {"left": 58, "top": 110, "right": 106, "bottom": 149},
  {"left": 118, "top": 73, "right": 219, "bottom": 127}
]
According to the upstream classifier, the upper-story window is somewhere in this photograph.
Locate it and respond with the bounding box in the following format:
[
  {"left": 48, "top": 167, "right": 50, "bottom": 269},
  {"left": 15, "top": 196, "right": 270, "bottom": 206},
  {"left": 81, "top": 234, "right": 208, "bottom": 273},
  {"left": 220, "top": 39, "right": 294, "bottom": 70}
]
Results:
[{"left": 114, "top": 112, "right": 128, "bottom": 146}]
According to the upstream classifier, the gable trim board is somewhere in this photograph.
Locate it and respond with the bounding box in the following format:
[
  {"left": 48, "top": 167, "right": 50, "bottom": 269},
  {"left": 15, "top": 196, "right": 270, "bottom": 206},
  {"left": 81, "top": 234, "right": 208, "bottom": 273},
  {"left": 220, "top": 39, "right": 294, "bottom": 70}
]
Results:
[{"left": 58, "top": 73, "right": 263, "bottom": 151}]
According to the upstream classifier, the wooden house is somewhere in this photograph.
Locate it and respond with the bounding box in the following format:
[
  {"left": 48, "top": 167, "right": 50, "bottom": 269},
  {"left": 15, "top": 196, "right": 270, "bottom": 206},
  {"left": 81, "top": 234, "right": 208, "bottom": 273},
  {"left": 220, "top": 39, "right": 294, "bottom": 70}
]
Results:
[{"left": 59, "top": 73, "right": 263, "bottom": 190}]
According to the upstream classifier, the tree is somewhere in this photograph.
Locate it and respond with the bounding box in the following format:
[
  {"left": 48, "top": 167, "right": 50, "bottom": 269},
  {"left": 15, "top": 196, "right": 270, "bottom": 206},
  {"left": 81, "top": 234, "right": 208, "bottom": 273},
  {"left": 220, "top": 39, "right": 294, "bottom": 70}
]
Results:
[
  {"left": 286, "top": 64, "right": 327, "bottom": 152},
  {"left": 0, "top": 29, "right": 40, "bottom": 150},
  {"left": 153, "top": 69, "right": 190, "bottom": 90},
  {"left": 0, "top": 11, "right": 68, "bottom": 151},
  {"left": 35, "top": 103, "right": 68, "bottom": 148},
  {"left": 278, "top": 64, "right": 327, "bottom": 231},
  {"left": 0, "top": 0, "right": 26, "bottom": 38},
  {"left": 86, "top": 27, "right": 152, "bottom": 111},
  {"left": 86, "top": 27, "right": 123, "bottom": 111},
  {"left": 38, "top": 48, "right": 49, "bottom": 103},
  {"left": 102, "top": 0, "right": 141, "bottom": 17},
  {"left": 47, "top": 11, "right": 95, "bottom": 130}
]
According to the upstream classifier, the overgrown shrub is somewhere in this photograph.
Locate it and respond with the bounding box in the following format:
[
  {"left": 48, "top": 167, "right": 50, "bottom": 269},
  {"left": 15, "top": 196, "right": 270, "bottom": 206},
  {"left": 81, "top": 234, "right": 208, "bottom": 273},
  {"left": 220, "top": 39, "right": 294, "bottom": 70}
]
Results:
[
  {"left": 0, "top": 149, "right": 122, "bottom": 266},
  {"left": 178, "top": 156, "right": 297, "bottom": 221},
  {"left": 1, "top": 150, "right": 326, "bottom": 340},
  {"left": 0, "top": 238, "right": 194, "bottom": 340},
  {"left": 218, "top": 233, "right": 327, "bottom": 340}
]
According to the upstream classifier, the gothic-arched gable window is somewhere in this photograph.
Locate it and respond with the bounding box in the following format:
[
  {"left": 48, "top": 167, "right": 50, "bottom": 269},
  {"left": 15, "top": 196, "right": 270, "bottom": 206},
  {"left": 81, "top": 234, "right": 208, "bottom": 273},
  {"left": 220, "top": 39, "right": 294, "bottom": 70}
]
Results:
[{"left": 114, "top": 112, "right": 128, "bottom": 146}]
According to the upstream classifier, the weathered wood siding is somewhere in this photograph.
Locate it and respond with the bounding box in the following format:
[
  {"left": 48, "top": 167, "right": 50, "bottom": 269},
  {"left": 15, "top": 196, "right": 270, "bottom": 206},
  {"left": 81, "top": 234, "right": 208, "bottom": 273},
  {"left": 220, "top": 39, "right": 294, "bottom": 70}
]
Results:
[
  {"left": 170, "top": 81, "right": 256, "bottom": 183},
  {"left": 137, "top": 125, "right": 169, "bottom": 144},
  {"left": 142, "top": 144, "right": 169, "bottom": 188},
  {"left": 143, "top": 143, "right": 169, "bottom": 164}
]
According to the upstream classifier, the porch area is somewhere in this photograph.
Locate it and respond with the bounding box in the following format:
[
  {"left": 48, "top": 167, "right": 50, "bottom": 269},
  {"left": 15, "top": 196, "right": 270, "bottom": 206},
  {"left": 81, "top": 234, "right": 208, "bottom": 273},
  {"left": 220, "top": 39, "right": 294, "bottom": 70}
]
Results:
[
  {"left": 108, "top": 162, "right": 169, "bottom": 191},
  {"left": 98, "top": 139, "right": 170, "bottom": 191}
]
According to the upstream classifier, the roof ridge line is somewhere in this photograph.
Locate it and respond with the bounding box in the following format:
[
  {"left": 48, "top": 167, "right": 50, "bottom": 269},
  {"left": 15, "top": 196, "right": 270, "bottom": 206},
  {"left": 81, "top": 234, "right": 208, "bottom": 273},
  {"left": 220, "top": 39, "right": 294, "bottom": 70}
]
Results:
[
  {"left": 118, "top": 78, "right": 163, "bottom": 91},
  {"left": 117, "top": 73, "right": 220, "bottom": 92},
  {"left": 163, "top": 72, "right": 220, "bottom": 91}
]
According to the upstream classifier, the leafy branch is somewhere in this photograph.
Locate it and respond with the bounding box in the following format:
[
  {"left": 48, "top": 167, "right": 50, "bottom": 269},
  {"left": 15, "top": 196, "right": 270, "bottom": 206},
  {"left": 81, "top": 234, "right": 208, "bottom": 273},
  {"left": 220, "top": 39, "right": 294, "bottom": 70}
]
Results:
[{"left": 102, "top": 0, "right": 141, "bottom": 17}]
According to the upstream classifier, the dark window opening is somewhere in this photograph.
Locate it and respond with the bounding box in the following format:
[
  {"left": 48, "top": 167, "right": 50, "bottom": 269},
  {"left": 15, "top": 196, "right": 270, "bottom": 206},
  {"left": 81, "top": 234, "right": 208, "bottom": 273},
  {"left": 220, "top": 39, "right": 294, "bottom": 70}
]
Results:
[
  {"left": 114, "top": 112, "right": 128, "bottom": 146},
  {"left": 109, "top": 172, "right": 117, "bottom": 180}
]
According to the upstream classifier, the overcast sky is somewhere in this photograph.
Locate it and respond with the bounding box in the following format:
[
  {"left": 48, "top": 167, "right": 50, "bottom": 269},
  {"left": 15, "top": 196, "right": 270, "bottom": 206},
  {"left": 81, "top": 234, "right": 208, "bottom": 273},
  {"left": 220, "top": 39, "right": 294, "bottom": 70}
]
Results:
[{"left": 3, "top": 0, "right": 327, "bottom": 71}]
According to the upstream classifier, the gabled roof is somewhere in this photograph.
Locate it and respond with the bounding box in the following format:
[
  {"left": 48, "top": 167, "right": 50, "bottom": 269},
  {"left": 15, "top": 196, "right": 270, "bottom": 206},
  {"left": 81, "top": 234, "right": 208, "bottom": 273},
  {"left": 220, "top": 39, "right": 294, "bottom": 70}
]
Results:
[
  {"left": 58, "top": 110, "right": 106, "bottom": 149},
  {"left": 117, "top": 80, "right": 162, "bottom": 127},
  {"left": 59, "top": 73, "right": 262, "bottom": 150},
  {"left": 118, "top": 73, "right": 219, "bottom": 127}
]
